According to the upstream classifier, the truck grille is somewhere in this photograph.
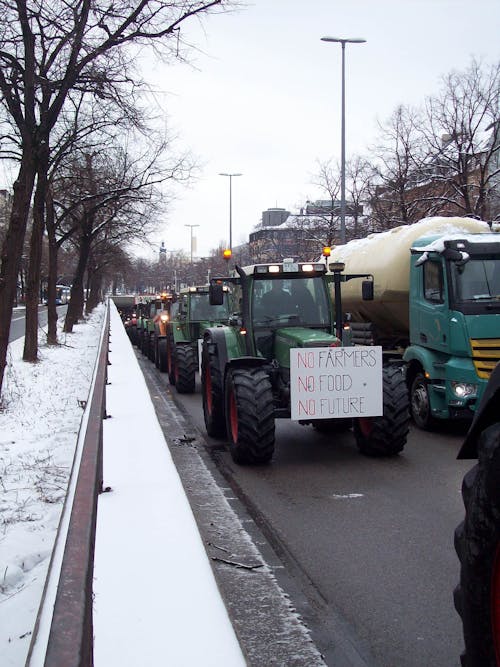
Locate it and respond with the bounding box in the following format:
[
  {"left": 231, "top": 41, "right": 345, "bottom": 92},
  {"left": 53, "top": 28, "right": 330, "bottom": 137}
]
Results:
[{"left": 470, "top": 338, "right": 500, "bottom": 379}]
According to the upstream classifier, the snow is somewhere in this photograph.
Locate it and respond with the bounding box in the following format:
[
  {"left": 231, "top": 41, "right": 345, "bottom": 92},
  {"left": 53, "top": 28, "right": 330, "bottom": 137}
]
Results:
[{"left": 0, "top": 303, "right": 245, "bottom": 666}]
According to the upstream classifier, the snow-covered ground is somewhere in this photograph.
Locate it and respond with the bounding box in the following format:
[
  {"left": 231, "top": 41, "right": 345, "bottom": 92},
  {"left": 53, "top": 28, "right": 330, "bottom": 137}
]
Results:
[
  {"left": 0, "top": 303, "right": 246, "bottom": 666},
  {"left": 0, "top": 306, "right": 105, "bottom": 666}
]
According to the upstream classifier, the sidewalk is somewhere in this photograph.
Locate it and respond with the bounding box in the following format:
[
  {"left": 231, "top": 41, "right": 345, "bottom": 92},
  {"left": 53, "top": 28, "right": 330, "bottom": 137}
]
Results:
[{"left": 93, "top": 305, "right": 325, "bottom": 666}]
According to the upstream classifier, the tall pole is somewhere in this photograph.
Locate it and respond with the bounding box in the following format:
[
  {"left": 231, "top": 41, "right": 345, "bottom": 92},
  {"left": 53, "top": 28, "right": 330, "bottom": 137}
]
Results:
[
  {"left": 219, "top": 172, "right": 242, "bottom": 252},
  {"left": 321, "top": 36, "right": 366, "bottom": 245}
]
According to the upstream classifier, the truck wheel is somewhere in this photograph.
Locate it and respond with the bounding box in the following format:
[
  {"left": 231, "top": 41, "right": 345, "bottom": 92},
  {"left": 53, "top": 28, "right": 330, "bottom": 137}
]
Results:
[
  {"left": 454, "top": 422, "right": 500, "bottom": 667},
  {"left": 157, "top": 338, "right": 168, "bottom": 373},
  {"left": 353, "top": 365, "right": 409, "bottom": 456},
  {"left": 174, "top": 344, "right": 197, "bottom": 394},
  {"left": 410, "top": 371, "right": 435, "bottom": 430},
  {"left": 225, "top": 366, "right": 275, "bottom": 464},
  {"left": 201, "top": 340, "right": 226, "bottom": 437}
]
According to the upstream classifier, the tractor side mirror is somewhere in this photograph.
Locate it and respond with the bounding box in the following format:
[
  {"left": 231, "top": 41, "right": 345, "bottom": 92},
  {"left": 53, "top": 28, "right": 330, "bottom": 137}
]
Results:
[
  {"left": 362, "top": 280, "right": 374, "bottom": 301},
  {"left": 209, "top": 283, "right": 224, "bottom": 306}
]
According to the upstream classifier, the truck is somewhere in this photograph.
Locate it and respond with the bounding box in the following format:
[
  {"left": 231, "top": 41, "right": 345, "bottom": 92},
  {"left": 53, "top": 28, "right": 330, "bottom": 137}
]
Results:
[
  {"left": 201, "top": 259, "right": 409, "bottom": 464},
  {"left": 454, "top": 361, "right": 500, "bottom": 666},
  {"left": 327, "top": 217, "right": 500, "bottom": 429},
  {"left": 166, "top": 285, "right": 232, "bottom": 393}
]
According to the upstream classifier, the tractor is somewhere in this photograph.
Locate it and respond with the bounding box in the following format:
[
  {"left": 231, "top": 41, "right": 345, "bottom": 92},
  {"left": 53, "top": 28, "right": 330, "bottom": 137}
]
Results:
[
  {"left": 454, "top": 361, "right": 500, "bottom": 666},
  {"left": 201, "top": 258, "right": 409, "bottom": 464},
  {"left": 166, "top": 284, "right": 232, "bottom": 393}
]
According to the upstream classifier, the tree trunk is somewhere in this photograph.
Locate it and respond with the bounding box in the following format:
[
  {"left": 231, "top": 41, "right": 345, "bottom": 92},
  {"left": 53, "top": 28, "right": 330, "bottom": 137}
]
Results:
[
  {"left": 0, "top": 150, "right": 36, "bottom": 393},
  {"left": 24, "top": 147, "right": 49, "bottom": 361},
  {"left": 45, "top": 188, "right": 59, "bottom": 345},
  {"left": 86, "top": 269, "right": 102, "bottom": 313},
  {"left": 64, "top": 230, "right": 91, "bottom": 333}
]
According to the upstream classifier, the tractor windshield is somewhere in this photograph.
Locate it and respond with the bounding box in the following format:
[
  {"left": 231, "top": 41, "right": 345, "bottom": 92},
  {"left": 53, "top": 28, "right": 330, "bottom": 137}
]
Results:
[
  {"left": 189, "top": 292, "right": 231, "bottom": 321},
  {"left": 251, "top": 276, "right": 330, "bottom": 327}
]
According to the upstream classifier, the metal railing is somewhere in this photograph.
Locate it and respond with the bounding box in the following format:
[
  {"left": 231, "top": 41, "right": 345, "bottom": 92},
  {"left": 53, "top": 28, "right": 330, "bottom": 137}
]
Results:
[{"left": 26, "top": 302, "right": 110, "bottom": 667}]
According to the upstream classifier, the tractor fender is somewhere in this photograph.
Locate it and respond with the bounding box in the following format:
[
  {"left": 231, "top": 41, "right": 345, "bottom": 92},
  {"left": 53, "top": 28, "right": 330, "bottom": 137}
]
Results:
[{"left": 458, "top": 362, "right": 500, "bottom": 459}]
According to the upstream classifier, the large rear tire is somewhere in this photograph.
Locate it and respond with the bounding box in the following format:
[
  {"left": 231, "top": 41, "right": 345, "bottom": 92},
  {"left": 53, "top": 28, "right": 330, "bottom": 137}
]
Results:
[
  {"left": 353, "top": 364, "right": 409, "bottom": 456},
  {"left": 201, "top": 340, "right": 226, "bottom": 438},
  {"left": 225, "top": 366, "right": 275, "bottom": 465},
  {"left": 454, "top": 422, "right": 500, "bottom": 667},
  {"left": 174, "top": 344, "right": 197, "bottom": 394}
]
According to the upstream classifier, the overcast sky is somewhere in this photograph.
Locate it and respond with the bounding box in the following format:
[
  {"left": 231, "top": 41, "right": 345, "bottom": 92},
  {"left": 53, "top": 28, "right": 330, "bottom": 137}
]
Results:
[{"left": 142, "top": 0, "right": 499, "bottom": 259}]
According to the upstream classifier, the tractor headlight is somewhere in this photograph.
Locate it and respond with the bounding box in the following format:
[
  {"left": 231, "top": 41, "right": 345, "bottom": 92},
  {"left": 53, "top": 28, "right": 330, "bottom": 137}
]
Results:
[
  {"left": 160, "top": 314, "right": 169, "bottom": 322},
  {"left": 451, "top": 381, "right": 477, "bottom": 398}
]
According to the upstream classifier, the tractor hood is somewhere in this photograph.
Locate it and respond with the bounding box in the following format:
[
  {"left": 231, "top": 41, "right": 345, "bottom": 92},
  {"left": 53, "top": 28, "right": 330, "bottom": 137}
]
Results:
[{"left": 274, "top": 327, "right": 339, "bottom": 369}]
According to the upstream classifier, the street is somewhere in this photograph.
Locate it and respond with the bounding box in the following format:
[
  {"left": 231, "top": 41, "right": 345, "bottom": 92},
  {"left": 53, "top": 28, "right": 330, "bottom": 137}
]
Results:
[
  {"left": 141, "top": 356, "right": 471, "bottom": 667},
  {"left": 9, "top": 305, "right": 67, "bottom": 343}
]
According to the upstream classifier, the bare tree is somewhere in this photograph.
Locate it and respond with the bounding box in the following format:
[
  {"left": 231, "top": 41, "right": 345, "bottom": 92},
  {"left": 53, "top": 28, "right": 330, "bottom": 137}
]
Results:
[
  {"left": 420, "top": 58, "right": 500, "bottom": 219},
  {"left": 368, "top": 104, "right": 427, "bottom": 230},
  {"left": 0, "top": 0, "right": 230, "bottom": 393}
]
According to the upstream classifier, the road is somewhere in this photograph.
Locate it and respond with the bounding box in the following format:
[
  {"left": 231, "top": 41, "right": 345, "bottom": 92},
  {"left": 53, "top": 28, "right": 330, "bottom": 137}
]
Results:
[
  {"left": 9, "top": 305, "right": 67, "bottom": 342},
  {"left": 138, "top": 351, "right": 471, "bottom": 667}
]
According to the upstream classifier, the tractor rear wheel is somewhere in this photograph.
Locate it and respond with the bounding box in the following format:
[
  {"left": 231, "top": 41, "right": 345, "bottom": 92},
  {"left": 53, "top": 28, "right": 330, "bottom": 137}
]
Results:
[
  {"left": 201, "top": 340, "right": 226, "bottom": 437},
  {"left": 353, "top": 365, "right": 409, "bottom": 456},
  {"left": 225, "top": 366, "right": 275, "bottom": 464},
  {"left": 157, "top": 338, "right": 168, "bottom": 372},
  {"left": 174, "top": 344, "right": 197, "bottom": 394},
  {"left": 454, "top": 422, "right": 500, "bottom": 667}
]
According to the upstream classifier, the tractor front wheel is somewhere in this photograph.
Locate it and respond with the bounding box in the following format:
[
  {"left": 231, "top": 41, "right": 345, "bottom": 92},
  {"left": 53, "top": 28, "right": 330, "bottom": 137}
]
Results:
[
  {"left": 454, "top": 422, "right": 500, "bottom": 667},
  {"left": 225, "top": 366, "right": 275, "bottom": 464},
  {"left": 166, "top": 334, "right": 176, "bottom": 385},
  {"left": 353, "top": 364, "right": 409, "bottom": 456},
  {"left": 201, "top": 340, "right": 226, "bottom": 437},
  {"left": 174, "top": 344, "right": 197, "bottom": 394},
  {"left": 157, "top": 338, "right": 168, "bottom": 372}
]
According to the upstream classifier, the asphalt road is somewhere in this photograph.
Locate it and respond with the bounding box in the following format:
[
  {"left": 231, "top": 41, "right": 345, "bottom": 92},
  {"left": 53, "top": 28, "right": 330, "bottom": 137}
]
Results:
[
  {"left": 141, "top": 356, "right": 471, "bottom": 667},
  {"left": 9, "top": 305, "right": 67, "bottom": 342}
]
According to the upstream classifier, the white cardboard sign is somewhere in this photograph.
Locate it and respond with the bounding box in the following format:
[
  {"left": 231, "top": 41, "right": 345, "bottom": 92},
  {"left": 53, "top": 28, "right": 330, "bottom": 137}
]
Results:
[{"left": 290, "top": 346, "right": 383, "bottom": 420}]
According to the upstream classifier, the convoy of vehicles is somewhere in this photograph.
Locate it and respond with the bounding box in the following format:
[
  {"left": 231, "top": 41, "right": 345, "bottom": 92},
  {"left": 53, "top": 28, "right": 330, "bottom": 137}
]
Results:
[
  {"left": 328, "top": 217, "right": 500, "bottom": 430},
  {"left": 118, "top": 215, "right": 499, "bottom": 662},
  {"left": 166, "top": 285, "right": 231, "bottom": 393}
]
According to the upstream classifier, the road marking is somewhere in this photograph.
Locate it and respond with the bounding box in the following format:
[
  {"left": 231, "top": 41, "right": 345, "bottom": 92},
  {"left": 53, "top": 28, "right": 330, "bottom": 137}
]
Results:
[{"left": 331, "top": 493, "right": 364, "bottom": 499}]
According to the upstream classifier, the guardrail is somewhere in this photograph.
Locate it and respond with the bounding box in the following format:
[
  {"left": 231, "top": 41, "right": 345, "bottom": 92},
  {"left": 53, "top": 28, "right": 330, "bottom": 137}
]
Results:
[{"left": 26, "top": 302, "right": 110, "bottom": 667}]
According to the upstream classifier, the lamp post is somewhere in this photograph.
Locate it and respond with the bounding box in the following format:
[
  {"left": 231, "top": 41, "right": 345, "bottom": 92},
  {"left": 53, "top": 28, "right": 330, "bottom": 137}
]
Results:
[
  {"left": 184, "top": 224, "right": 199, "bottom": 263},
  {"left": 219, "top": 172, "right": 242, "bottom": 252},
  {"left": 321, "top": 36, "right": 366, "bottom": 245}
]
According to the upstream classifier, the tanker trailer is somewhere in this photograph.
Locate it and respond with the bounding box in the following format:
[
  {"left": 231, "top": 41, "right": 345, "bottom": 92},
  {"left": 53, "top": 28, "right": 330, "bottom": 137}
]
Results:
[{"left": 327, "top": 216, "right": 500, "bottom": 429}]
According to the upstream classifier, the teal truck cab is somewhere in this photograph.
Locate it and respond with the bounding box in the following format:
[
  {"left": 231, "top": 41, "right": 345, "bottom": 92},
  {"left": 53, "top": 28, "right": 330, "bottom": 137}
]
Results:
[{"left": 328, "top": 217, "right": 500, "bottom": 429}]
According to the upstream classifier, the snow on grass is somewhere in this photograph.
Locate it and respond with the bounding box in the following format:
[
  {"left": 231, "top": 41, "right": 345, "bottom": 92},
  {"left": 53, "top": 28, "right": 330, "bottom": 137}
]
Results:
[{"left": 0, "top": 305, "right": 104, "bottom": 667}]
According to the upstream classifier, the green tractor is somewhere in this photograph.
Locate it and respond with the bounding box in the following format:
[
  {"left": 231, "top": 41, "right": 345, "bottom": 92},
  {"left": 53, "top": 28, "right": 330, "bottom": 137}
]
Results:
[
  {"left": 166, "top": 285, "right": 232, "bottom": 393},
  {"left": 201, "top": 259, "right": 410, "bottom": 464}
]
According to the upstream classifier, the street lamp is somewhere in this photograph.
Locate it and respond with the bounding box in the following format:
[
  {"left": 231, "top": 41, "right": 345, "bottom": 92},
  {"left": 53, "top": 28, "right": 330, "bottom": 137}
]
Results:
[
  {"left": 321, "top": 36, "right": 366, "bottom": 245},
  {"left": 219, "top": 172, "right": 242, "bottom": 252},
  {"left": 184, "top": 224, "right": 199, "bottom": 263}
]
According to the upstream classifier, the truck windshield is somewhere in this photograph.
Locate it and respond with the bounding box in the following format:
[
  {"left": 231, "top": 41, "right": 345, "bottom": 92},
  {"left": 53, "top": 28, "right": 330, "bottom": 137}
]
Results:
[
  {"left": 450, "top": 257, "right": 500, "bottom": 302},
  {"left": 251, "top": 276, "right": 330, "bottom": 327},
  {"left": 189, "top": 293, "right": 230, "bottom": 321}
]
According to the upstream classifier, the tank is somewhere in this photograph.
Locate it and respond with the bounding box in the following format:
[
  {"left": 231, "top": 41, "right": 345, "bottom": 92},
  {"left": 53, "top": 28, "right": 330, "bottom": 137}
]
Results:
[{"left": 330, "top": 217, "right": 491, "bottom": 341}]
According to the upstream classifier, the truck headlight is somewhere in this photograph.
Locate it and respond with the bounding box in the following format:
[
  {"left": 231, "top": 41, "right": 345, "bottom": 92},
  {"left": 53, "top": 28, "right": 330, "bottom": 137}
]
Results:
[{"left": 451, "top": 381, "right": 477, "bottom": 398}]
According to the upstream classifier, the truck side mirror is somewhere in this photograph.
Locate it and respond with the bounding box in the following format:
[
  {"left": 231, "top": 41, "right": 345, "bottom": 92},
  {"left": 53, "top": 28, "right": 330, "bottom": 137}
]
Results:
[
  {"left": 209, "top": 283, "right": 224, "bottom": 306},
  {"left": 362, "top": 280, "right": 374, "bottom": 301}
]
